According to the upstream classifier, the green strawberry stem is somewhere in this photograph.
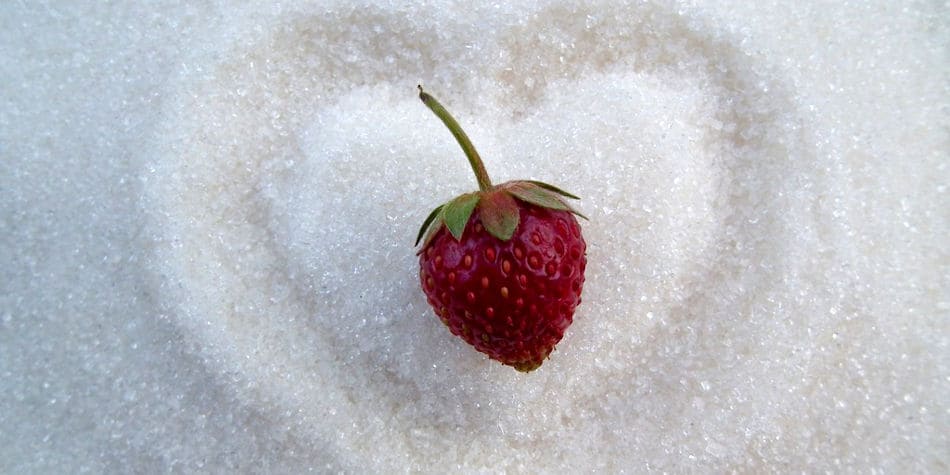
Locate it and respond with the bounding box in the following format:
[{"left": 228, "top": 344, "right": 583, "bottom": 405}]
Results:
[{"left": 418, "top": 85, "right": 492, "bottom": 192}]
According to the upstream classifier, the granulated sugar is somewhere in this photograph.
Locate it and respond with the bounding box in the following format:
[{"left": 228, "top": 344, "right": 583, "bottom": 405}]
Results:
[{"left": 1, "top": 1, "right": 946, "bottom": 472}]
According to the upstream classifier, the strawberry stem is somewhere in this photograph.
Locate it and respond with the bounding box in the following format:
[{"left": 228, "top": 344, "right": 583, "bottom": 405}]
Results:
[{"left": 418, "top": 86, "right": 492, "bottom": 192}]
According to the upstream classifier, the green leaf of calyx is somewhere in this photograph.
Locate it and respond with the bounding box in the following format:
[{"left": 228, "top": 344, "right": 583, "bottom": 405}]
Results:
[
  {"left": 505, "top": 182, "right": 588, "bottom": 220},
  {"left": 416, "top": 204, "right": 444, "bottom": 246},
  {"left": 479, "top": 191, "right": 520, "bottom": 241},
  {"left": 524, "top": 180, "right": 581, "bottom": 200},
  {"left": 443, "top": 193, "right": 480, "bottom": 240},
  {"left": 420, "top": 216, "right": 444, "bottom": 250},
  {"left": 506, "top": 182, "right": 572, "bottom": 211}
]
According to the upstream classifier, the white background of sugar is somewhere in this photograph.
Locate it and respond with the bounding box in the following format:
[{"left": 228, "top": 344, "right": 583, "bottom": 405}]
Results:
[{"left": 1, "top": 0, "right": 946, "bottom": 472}]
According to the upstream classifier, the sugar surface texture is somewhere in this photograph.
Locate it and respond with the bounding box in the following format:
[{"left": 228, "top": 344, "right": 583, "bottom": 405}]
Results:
[{"left": 1, "top": 1, "right": 947, "bottom": 472}]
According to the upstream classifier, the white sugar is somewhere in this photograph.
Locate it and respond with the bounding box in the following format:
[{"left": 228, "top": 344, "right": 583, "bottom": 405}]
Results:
[{"left": 2, "top": 0, "right": 946, "bottom": 472}]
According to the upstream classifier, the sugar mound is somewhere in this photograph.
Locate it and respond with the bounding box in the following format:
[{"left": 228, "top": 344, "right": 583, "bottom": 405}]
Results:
[{"left": 2, "top": 0, "right": 946, "bottom": 472}]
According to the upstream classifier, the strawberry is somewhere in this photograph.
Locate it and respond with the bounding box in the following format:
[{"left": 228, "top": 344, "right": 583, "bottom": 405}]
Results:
[{"left": 415, "top": 86, "right": 587, "bottom": 372}]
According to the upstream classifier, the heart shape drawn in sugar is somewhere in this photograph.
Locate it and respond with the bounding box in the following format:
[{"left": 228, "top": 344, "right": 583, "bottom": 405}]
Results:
[{"left": 147, "top": 1, "right": 820, "bottom": 470}]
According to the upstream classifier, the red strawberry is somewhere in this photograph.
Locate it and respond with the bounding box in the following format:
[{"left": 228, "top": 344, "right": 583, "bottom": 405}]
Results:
[{"left": 415, "top": 86, "right": 587, "bottom": 372}]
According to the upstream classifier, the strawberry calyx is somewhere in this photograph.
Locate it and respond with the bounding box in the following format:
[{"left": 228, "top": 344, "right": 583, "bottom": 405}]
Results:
[
  {"left": 415, "top": 86, "right": 585, "bottom": 249},
  {"left": 415, "top": 181, "right": 585, "bottom": 247}
]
